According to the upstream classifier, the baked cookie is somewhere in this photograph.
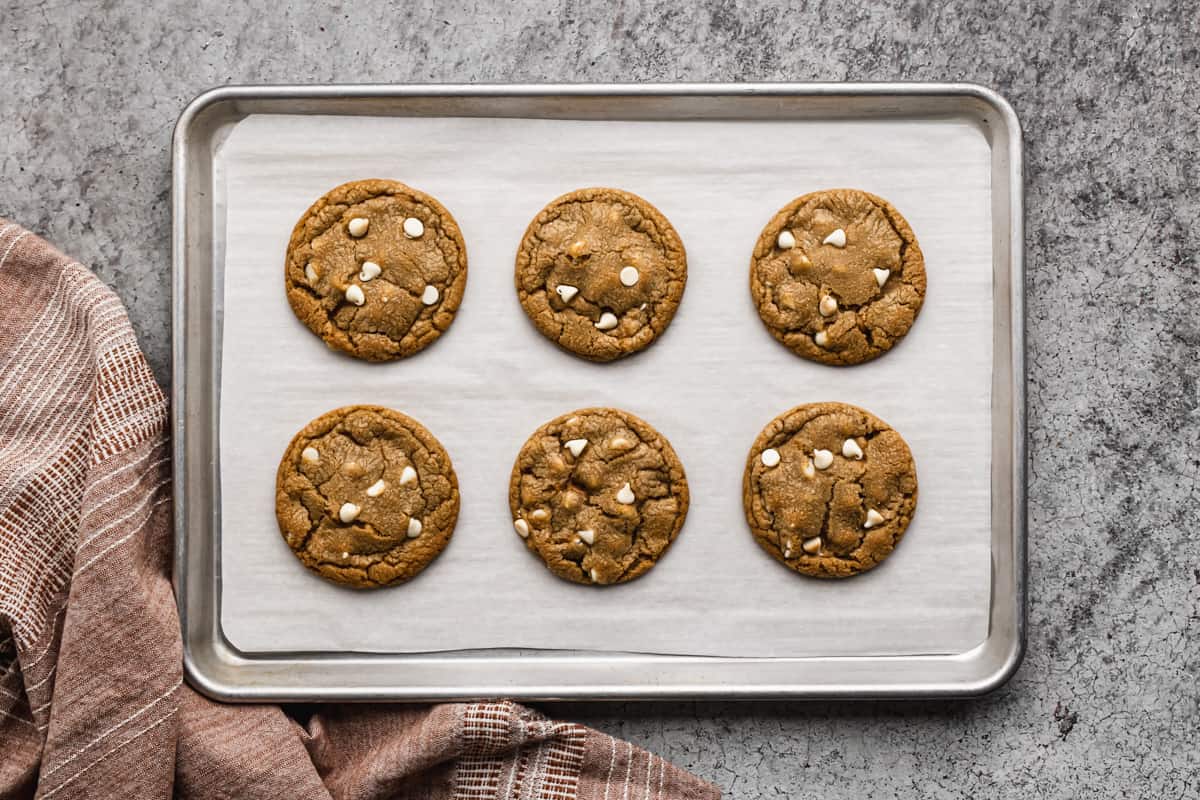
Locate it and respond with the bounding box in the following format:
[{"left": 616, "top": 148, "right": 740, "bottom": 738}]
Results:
[
  {"left": 515, "top": 188, "right": 687, "bottom": 362},
  {"left": 750, "top": 189, "right": 925, "bottom": 366},
  {"left": 284, "top": 179, "right": 467, "bottom": 362},
  {"left": 275, "top": 405, "right": 460, "bottom": 588},
  {"left": 743, "top": 402, "right": 917, "bottom": 578},
  {"left": 509, "top": 408, "right": 689, "bottom": 585}
]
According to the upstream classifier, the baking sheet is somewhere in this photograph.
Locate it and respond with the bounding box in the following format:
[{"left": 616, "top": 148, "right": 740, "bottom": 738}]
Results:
[{"left": 218, "top": 113, "right": 993, "bottom": 657}]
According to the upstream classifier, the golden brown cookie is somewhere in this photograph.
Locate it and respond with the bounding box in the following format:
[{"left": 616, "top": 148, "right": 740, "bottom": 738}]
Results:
[
  {"left": 508, "top": 408, "right": 689, "bottom": 585},
  {"left": 750, "top": 189, "right": 926, "bottom": 366},
  {"left": 275, "top": 405, "right": 459, "bottom": 588},
  {"left": 515, "top": 188, "right": 687, "bottom": 362},
  {"left": 743, "top": 402, "right": 918, "bottom": 578},
  {"left": 284, "top": 179, "right": 467, "bottom": 362}
]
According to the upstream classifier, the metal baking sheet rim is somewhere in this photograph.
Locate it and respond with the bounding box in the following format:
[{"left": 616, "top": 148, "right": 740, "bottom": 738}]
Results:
[{"left": 171, "top": 82, "right": 1026, "bottom": 702}]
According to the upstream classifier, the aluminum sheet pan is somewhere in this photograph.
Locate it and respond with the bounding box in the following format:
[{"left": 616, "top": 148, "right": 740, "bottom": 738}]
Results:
[{"left": 172, "top": 83, "right": 1025, "bottom": 701}]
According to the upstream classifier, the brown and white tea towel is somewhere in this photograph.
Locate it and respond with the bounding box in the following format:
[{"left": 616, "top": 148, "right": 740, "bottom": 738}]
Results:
[{"left": 0, "top": 220, "right": 719, "bottom": 800}]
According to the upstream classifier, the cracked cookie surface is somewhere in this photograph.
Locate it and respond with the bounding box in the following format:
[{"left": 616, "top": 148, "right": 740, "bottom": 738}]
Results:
[
  {"left": 515, "top": 188, "right": 687, "bottom": 362},
  {"left": 743, "top": 402, "right": 917, "bottom": 578},
  {"left": 285, "top": 179, "right": 467, "bottom": 361},
  {"left": 509, "top": 408, "right": 689, "bottom": 585},
  {"left": 275, "top": 405, "right": 459, "bottom": 588},
  {"left": 750, "top": 189, "right": 925, "bottom": 366}
]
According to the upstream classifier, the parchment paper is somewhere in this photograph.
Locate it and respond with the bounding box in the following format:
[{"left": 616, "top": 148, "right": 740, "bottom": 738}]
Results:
[{"left": 218, "top": 113, "right": 993, "bottom": 657}]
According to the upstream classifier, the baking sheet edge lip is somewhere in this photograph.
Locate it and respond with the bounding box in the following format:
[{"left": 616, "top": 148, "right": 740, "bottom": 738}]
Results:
[{"left": 174, "top": 80, "right": 1022, "bottom": 105}]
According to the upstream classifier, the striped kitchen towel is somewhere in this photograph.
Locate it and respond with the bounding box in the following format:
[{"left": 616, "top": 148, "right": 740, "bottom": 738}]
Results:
[{"left": 0, "top": 220, "right": 719, "bottom": 800}]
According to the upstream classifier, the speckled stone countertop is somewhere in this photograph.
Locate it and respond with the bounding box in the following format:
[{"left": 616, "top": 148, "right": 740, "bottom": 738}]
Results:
[{"left": 3, "top": 1, "right": 1197, "bottom": 796}]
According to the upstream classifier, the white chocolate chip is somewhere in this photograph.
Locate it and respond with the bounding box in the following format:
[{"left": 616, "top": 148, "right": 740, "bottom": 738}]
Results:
[
  {"left": 595, "top": 311, "right": 618, "bottom": 331},
  {"left": 802, "top": 459, "right": 816, "bottom": 479},
  {"left": 407, "top": 517, "right": 423, "bottom": 538},
  {"left": 514, "top": 519, "right": 529, "bottom": 538},
  {"left": 777, "top": 230, "right": 796, "bottom": 249},
  {"left": 366, "top": 479, "right": 386, "bottom": 497},
  {"left": 578, "top": 528, "right": 595, "bottom": 545},
  {"left": 345, "top": 284, "right": 365, "bottom": 306},
  {"left": 568, "top": 239, "right": 589, "bottom": 258},
  {"left": 813, "top": 449, "right": 834, "bottom": 470},
  {"left": 348, "top": 217, "right": 369, "bottom": 237},
  {"left": 400, "top": 465, "right": 417, "bottom": 485},
  {"left": 842, "top": 439, "right": 864, "bottom": 460},
  {"left": 342, "top": 551, "right": 349, "bottom": 559},
  {"left": 403, "top": 217, "right": 424, "bottom": 238},
  {"left": 565, "top": 438, "right": 588, "bottom": 457},
  {"left": 609, "top": 436, "right": 633, "bottom": 451},
  {"left": 761, "top": 448, "right": 781, "bottom": 467},
  {"left": 864, "top": 509, "right": 885, "bottom": 529},
  {"left": 616, "top": 482, "right": 635, "bottom": 504},
  {"left": 814, "top": 330, "right": 828, "bottom": 347},
  {"left": 802, "top": 536, "right": 822, "bottom": 554},
  {"left": 305, "top": 263, "right": 318, "bottom": 284},
  {"left": 555, "top": 284, "right": 579, "bottom": 302},
  {"left": 359, "top": 261, "right": 382, "bottom": 281},
  {"left": 531, "top": 509, "right": 549, "bottom": 523},
  {"left": 819, "top": 295, "right": 838, "bottom": 316},
  {"left": 823, "top": 228, "right": 847, "bottom": 247},
  {"left": 783, "top": 543, "right": 794, "bottom": 559},
  {"left": 873, "top": 267, "right": 891, "bottom": 287},
  {"left": 338, "top": 502, "right": 361, "bottom": 523},
  {"left": 619, "top": 266, "right": 640, "bottom": 286},
  {"left": 422, "top": 284, "right": 439, "bottom": 305},
  {"left": 301, "top": 446, "right": 319, "bottom": 464},
  {"left": 589, "top": 568, "right": 600, "bottom": 582}
]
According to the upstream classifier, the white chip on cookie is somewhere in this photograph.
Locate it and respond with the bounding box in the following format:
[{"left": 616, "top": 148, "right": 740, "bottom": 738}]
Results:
[
  {"left": 620, "top": 266, "right": 640, "bottom": 286},
  {"left": 422, "top": 284, "right": 439, "bottom": 305},
  {"left": 578, "top": 528, "right": 595, "bottom": 545},
  {"left": 348, "top": 217, "right": 369, "bottom": 237},
  {"left": 819, "top": 295, "right": 837, "bottom": 316},
  {"left": 822, "top": 228, "right": 846, "bottom": 247},
  {"left": 514, "top": 518, "right": 530, "bottom": 538},
  {"left": 812, "top": 449, "right": 833, "bottom": 470},
  {"left": 801, "top": 459, "right": 815, "bottom": 479},
  {"left": 565, "top": 438, "right": 588, "bottom": 457},
  {"left": 761, "top": 448, "right": 781, "bottom": 468},
  {"left": 345, "top": 284, "right": 365, "bottom": 306},
  {"left": 802, "top": 536, "right": 822, "bottom": 554},
  {"left": 589, "top": 568, "right": 600, "bottom": 582},
  {"left": 407, "top": 517, "right": 423, "bottom": 538},
  {"left": 305, "top": 263, "right": 319, "bottom": 284},
  {"left": 595, "top": 311, "right": 619, "bottom": 331},
  {"left": 339, "top": 502, "right": 361, "bottom": 523},
  {"left": 777, "top": 230, "right": 796, "bottom": 250},
  {"left": 301, "top": 446, "right": 319, "bottom": 463},
  {"left": 864, "top": 509, "right": 884, "bottom": 528},
  {"left": 556, "top": 284, "right": 579, "bottom": 302},
  {"left": 616, "top": 482, "right": 635, "bottom": 504},
  {"left": 366, "top": 479, "right": 386, "bottom": 497},
  {"left": 814, "top": 330, "right": 828, "bottom": 347},
  {"left": 403, "top": 217, "right": 424, "bottom": 238},
  {"left": 359, "top": 261, "right": 382, "bottom": 281},
  {"left": 530, "top": 508, "right": 549, "bottom": 523},
  {"left": 842, "top": 439, "right": 864, "bottom": 460},
  {"left": 873, "top": 268, "right": 890, "bottom": 287},
  {"left": 400, "top": 465, "right": 417, "bottom": 485}
]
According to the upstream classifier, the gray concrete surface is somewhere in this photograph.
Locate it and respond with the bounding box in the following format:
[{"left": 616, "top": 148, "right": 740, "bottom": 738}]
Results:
[{"left": 3, "top": 0, "right": 1198, "bottom": 796}]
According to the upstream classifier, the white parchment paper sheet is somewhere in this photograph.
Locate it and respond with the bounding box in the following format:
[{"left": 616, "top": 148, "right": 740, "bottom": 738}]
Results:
[{"left": 218, "top": 113, "right": 993, "bottom": 657}]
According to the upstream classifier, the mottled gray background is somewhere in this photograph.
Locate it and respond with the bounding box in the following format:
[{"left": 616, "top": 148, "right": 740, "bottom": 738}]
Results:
[{"left": 3, "top": 0, "right": 1198, "bottom": 796}]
